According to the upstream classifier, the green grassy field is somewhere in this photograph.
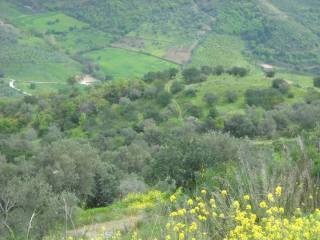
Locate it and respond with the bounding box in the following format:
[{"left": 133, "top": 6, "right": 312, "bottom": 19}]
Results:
[
  {"left": 13, "top": 12, "right": 89, "bottom": 34},
  {"left": 174, "top": 70, "right": 314, "bottom": 117},
  {"left": 190, "top": 33, "right": 253, "bottom": 68},
  {"left": 83, "top": 48, "right": 177, "bottom": 79},
  {"left": 55, "top": 29, "right": 112, "bottom": 54}
]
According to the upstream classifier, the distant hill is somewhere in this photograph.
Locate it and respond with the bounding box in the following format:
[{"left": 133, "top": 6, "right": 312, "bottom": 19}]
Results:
[{"left": 1, "top": 0, "right": 320, "bottom": 95}]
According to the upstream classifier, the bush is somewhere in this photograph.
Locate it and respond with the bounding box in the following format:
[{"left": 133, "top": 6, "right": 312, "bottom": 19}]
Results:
[
  {"left": 213, "top": 65, "right": 225, "bottom": 75},
  {"left": 265, "top": 70, "right": 275, "bottom": 78},
  {"left": 143, "top": 68, "right": 178, "bottom": 83},
  {"left": 227, "top": 67, "right": 248, "bottom": 77},
  {"left": 203, "top": 93, "right": 219, "bottom": 106},
  {"left": 29, "top": 83, "right": 36, "bottom": 89},
  {"left": 224, "top": 90, "right": 238, "bottom": 103},
  {"left": 201, "top": 66, "right": 213, "bottom": 75},
  {"left": 224, "top": 114, "right": 256, "bottom": 137},
  {"left": 171, "top": 81, "right": 185, "bottom": 94},
  {"left": 305, "top": 88, "right": 320, "bottom": 104},
  {"left": 245, "top": 88, "right": 284, "bottom": 109},
  {"left": 272, "top": 78, "right": 290, "bottom": 94},
  {"left": 184, "top": 88, "right": 197, "bottom": 97},
  {"left": 182, "top": 67, "right": 207, "bottom": 83},
  {"left": 156, "top": 91, "right": 172, "bottom": 107},
  {"left": 185, "top": 104, "right": 202, "bottom": 118},
  {"left": 0, "top": 70, "right": 4, "bottom": 78},
  {"left": 208, "top": 106, "right": 219, "bottom": 119},
  {"left": 167, "top": 68, "right": 179, "bottom": 79},
  {"left": 143, "top": 72, "right": 159, "bottom": 82},
  {"left": 313, "top": 76, "right": 320, "bottom": 88}
]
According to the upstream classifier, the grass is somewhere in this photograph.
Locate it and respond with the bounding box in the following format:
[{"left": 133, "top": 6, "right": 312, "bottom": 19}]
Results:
[
  {"left": 75, "top": 202, "right": 138, "bottom": 227},
  {"left": 13, "top": 12, "right": 89, "bottom": 34},
  {"left": 190, "top": 33, "right": 252, "bottom": 68},
  {"left": 0, "top": 1, "right": 25, "bottom": 20},
  {"left": 83, "top": 48, "right": 177, "bottom": 79},
  {"left": 174, "top": 69, "right": 314, "bottom": 117},
  {"left": 55, "top": 29, "right": 112, "bottom": 54},
  {"left": 75, "top": 191, "right": 166, "bottom": 227},
  {"left": 0, "top": 22, "right": 82, "bottom": 94}
]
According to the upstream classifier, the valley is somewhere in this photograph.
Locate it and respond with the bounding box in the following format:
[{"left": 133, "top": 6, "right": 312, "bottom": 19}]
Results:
[{"left": 1, "top": 1, "right": 320, "bottom": 240}]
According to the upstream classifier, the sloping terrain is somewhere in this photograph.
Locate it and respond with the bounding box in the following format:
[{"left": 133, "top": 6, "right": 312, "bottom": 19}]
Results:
[
  {"left": 1, "top": 0, "right": 320, "bottom": 96},
  {"left": 195, "top": 0, "right": 320, "bottom": 72}
]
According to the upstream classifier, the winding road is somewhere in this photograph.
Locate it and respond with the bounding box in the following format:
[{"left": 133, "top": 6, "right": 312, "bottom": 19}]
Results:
[{"left": 9, "top": 79, "right": 32, "bottom": 96}]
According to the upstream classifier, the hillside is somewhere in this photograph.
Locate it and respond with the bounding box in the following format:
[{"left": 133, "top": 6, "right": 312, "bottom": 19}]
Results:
[
  {"left": 1, "top": 0, "right": 320, "bottom": 96},
  {"left": 2, "top": 1, "right": 320, "bottom": 239}
]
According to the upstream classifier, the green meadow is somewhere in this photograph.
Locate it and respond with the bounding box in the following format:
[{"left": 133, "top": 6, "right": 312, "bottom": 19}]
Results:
[
  {"left": 83, "top": 48, "right": 177, "bottom": 79},
  {"left": 190, "top": 33, "right": 252, "bottom": 68},
  {"left": 13, "top": 12, "right": 89, "bottom": 34}
]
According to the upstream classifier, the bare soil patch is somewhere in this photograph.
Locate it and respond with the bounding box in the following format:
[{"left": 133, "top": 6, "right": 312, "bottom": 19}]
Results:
[
  {"left": 165, "top": 42, "right": 198, "bottom": 64},
  {"left": 111, "top": 37, "right": 147, "bottom": 50},
  {"left": 77, "top": 75, "right": 98, "bottom": 86}
]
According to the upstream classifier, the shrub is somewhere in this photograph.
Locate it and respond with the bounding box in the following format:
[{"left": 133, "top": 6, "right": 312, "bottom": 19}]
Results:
[
  {"left": 171, "top": 81, "right": 185, "bottom": 94},
  {"left": 227, "top": 67, "right": 248, "bottom": 77},
  {"left": 213, "top": 65, "right": 225, "bottom": 75},
  {"left": 245, "top": 88, "right": 284, "bottom": 109},
  {"left": 305, "top": 88, "right": 320, "bottom": 104},
  {"left": 184, "top": 88, "right": 197, "bottom": 97},
  {"left": 167, "top": 68, "right": 179, "bottom": 79},
  {"left": 208, "top": 107, "right": 219, "bottom": 119},
  {"left": 200, "top": 65, "right": 213, "bottom": 75},
  {"left": 185, "top": 104, "right": 202, "bottom": 118},
  {"left": 182, "top": 67, "right": 207, "bottom": 83},
  {"left": 203, "top": 93, "right": 219, "bottom": 106},
  {"left": 157, "top": 91, "right": 172, "bottom": 107},
  {"left": 272, "top": 78, "right": 290, "bottom": 94},
  {"left": 313, "top": 76, "right": 320, "bottom": 88},
  {"left": 265, "top": 70, "right": 275, "bottom": 78},
  {"left": 224, "top": 90, "right": 238, "bottom": 103},
  {"left": 143, "top": 69, "right": 178, "bottom": 83},
  {"left": 224, "top": 114, "right": 256, "bottom": 137},
  {"left": 29, "top": 83, "right": 36, "bottom": 89},
  {"left": 0, "top": 70, "right": 4, "bottom": 78}
]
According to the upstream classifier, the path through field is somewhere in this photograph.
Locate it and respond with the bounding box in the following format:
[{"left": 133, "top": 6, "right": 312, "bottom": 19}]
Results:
[
  {"left": 258, "top": 0, "right": 289, "bottom": 19},
  {"left": 68, "top": 215, "right": 143, "bottom": 239},
  {"left": 9, "top": 79, "right": 32, "bottom": 96},
  {"left": 165, "top": 81, "right": 183, "bottom": 120}
]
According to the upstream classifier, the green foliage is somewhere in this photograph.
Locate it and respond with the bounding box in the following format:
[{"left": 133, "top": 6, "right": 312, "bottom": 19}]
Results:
[
  {"left": 272, "top": 78, "right": 290, "bottom": 94},
  {"left": 182, "top": 67, "right": 207, "bottom": 84},
  {"left": 203, "top": 92, "right": 219, "bottom": 106},
  {"left": 224, "top": 90, "right": 238, "bottom": 103},
  {"left": 171, "top": 81, "right": 185, "bottom": 94},
  {"left": 245, "top": 88, "right": 284, "bottom": 110},
  {"left": 313, "top": 77, "right": 320, "bottom": 88}
]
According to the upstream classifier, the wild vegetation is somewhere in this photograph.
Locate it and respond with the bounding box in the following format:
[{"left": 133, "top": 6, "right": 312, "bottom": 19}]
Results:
[{"left": 2, "top": 0, "right": 320, "bottom": 239}]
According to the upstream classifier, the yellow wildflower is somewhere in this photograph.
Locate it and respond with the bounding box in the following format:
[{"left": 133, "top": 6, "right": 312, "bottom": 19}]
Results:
[
  {"left": 275, "top": 186, "right": 282, "bottom": 197},
  {"left": 221, "top": 190, "right": 228, "bottom": 197},
  {"left": 170, "top": 195, "right": 177, "bottom": 203},
  {"left": 259, "top": 201, "right": 268, "bottom": 208},
  {"left": 187, "top": 198, "right": 194, "bottom": 206},
  {"left": 243, "top": 195, "right": 250, "bottom": 201}
]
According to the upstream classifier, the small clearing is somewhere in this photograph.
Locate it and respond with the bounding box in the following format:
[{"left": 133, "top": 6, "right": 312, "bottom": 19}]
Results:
[
  {"left": 165, "top": 42, "right": 198, "bottom": 64},
  {"left": 111, "top": 37, "right": 147, "bottom": 50},
  {"left": 77, "top": 75, "right": 98, "bottom": 86}
]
